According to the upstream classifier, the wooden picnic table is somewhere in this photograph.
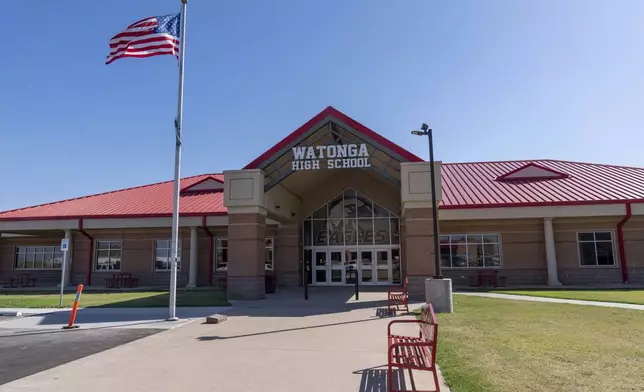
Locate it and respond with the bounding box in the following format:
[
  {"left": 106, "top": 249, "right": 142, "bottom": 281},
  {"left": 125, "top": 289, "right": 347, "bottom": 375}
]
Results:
[
  {"left": 2, "top": 273, "right": 36, "bottom": 288},
  {"left": 474, "top": 270, "right": 499, "bottom": 287},
  {"left": 104, "top": 273, "right": 139, "bottom": 288}
]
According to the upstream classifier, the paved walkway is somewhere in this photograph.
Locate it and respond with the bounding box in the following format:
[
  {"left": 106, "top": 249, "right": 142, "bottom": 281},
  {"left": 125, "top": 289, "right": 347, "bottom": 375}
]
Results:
[
  {"left": 0, "top": 288, "right": 449, "bottom": 392},
  {"left": 0, "top": 307, "right": 229, "bottom": 330},
  {"left": 459, "top": 292, "right": 644, "bottom": 310}
]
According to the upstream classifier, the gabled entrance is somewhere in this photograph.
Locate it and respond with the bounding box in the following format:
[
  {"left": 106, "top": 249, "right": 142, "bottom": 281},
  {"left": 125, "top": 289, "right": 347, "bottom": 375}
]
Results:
[{"left": 244, "top": 106, "right": 423, "bottom": 195}]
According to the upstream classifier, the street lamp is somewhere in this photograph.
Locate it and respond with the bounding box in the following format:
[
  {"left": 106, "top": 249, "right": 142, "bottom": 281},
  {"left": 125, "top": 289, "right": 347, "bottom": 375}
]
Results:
[{"left": 411, "top": 123, "right": 443, "bottom": 279}]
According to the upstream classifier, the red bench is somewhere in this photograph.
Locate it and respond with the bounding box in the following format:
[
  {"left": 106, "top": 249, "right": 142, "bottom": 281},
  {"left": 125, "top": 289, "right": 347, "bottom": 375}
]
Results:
[
  {"left": 387, "top": 303, "right": 440, "bottom": 392},
  {"left": 387, "top": 277, "right": 409, "bottom": 314}
]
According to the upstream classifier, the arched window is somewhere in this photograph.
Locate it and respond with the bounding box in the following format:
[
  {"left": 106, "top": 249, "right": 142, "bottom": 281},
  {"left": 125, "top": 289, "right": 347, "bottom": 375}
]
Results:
[{"left": 303, "top": 188, "right": 400, "bottom": 247}]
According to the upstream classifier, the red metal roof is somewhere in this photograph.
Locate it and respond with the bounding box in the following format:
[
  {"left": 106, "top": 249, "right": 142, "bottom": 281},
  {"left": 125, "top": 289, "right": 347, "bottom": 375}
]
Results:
[
  {"left": 441, "top": 160, "right": 644, "bottom": 208},
  {"left": 244, "top": 106, "right": 423, "bottom": 169},
  {"left": 0, "top": 174, "right": 226, "bottom": 221},
  {"left": 2, "top": 160, "right": 644, "bottom": 221}
]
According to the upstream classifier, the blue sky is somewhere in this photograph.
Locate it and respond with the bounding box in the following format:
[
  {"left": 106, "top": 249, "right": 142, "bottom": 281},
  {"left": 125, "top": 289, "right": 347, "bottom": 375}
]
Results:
[{"left": 1, "top": 0, "right": 643, "bottom": 211}]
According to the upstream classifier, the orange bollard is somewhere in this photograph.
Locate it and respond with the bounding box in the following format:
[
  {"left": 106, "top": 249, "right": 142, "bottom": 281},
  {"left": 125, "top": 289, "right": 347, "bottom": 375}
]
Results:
[{"left": 63, "top": 284, "right": 83, "bottom": 329}]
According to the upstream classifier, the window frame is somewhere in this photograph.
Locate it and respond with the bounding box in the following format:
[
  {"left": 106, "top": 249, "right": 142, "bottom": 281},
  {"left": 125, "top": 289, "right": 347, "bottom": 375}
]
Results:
[
  {"left": 93, "top": 240, "right": 123, "bottom": 272},
  {"left": 153, "top": 239, "right": 182, "bottom": 272},
  {"left": 576, "top": 230, "right": 618, "bottom": 268},
  {"left": 439, "top": 233, "right": 503, "bottom": 269},
  {"left": 302, "top": 187, "right": 400, "bottom": 248},
  {"left": 215, "top": 238, "right": 229, "bottom": 271},
  {"left": 265, "top": 237, "right": 274, "bottom": 271},
  {"left": 215, "top": 237, "right": 276, "bottom": 271},
  {"left": 13, "top": 245, "right": 63, "bottom": 270}
]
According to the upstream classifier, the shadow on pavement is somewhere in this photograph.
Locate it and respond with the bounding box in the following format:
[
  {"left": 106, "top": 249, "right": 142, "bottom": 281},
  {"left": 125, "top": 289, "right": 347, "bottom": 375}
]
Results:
[
  {"left": 354, "top": 366, "right": 408, "bottom": 392},
  {"left": 197, "top": 308, "right": 397, "bottom": 341},
  {"left": 223, "top": 286, "right": 404, "bottom": 318}
]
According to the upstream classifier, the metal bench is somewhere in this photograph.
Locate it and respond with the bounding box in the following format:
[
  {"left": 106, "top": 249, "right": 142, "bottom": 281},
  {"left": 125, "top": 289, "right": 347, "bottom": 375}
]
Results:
[
  {"left": 387, "top": 303, "right": 440, "bottom": 392},
  {"left": 387, "top": 277, "right": 409, "bottom": 314}
]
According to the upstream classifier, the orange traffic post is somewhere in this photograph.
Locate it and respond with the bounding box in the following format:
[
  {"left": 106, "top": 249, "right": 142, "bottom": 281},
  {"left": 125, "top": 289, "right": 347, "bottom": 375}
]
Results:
[{"left": 63, "top": 284, "right": 83, "bottom": 329}]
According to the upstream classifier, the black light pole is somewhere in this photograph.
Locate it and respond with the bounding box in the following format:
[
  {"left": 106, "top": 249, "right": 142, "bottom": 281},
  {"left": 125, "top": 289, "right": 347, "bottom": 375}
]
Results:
[{"left": 412, "top": 124, "right": 443, "bottom": 279}]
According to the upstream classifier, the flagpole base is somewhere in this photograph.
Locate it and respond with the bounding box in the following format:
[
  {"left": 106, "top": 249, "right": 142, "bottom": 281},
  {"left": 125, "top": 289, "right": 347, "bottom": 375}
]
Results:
[{"left": 166, "top": 316, "right": 180, "bottom": 322}]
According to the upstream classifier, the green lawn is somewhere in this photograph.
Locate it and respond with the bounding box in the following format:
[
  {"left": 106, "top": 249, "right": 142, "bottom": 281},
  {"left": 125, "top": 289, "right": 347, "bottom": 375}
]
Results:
[
  {"left": 430, "top": 295, "right": 644, "bottom": 392},
  {"left": 0, "top": 290, "right": 228, "bottom": 308},
  {"left": 490, "top": 289, "right": 644, "bottom": 305}
]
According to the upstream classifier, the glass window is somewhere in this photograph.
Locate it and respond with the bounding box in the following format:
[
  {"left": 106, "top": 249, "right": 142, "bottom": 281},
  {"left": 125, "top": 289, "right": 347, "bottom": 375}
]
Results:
[
  {"left": 390, "top": 217, "right": 400, "bottom": 245},
  {"left": 215, "top": 238, "right": 275, "bottom": 271},
  {"left": 303, "top": 188, "right": 399, "bottom": 248},
  {"left": 303, "top": 220, "right": 312, "bottom": 246},
  {"left": 373, "top": 218, "right": 390, "bottom": 245},
  {"left": 373, "top": 202, "right": 390, "bottom": 218},
  {"left": 392, "top": 248, "right": 401, "bottom": 284},
  {"left": 265, "top": 237, "right": 274, "bottom": 270},
  {"left": 154, "top": 239, "right": 181, "bottom": 271},
  {"left": 312, "top": 220, "right": 327, "bottom": 246},
  {"left": 14, "top": 246, "right": 63, "bottom": 269},
  {"left": 358, "top": 218, "right": 373, "bottom": 245},
  {"left": 577, "top": 231, "right": 615, "bottom": 266},
  {"left": 328, "top": 195, "right": 343, "bottom": 219},
  {"left": 328, "top": 219, "right": 343, "bottom": 245},
  {"left": 440, "top": 236, "right": 451, "bottom": 268},
  {"left": 215, "top": 239, "right": 228, "bottom": 271},
  {"left": 343, "top": 189, "right": 357, "bottom": 218},
  {"left": 313, "top": 205, "right": 327, "bottom": 219},
  {"left": 356, "top": 193, "right": 373, "bottom": 218},
  {"left": 344, "top": 218, "right": 358, "bottom": 245},
  {"left": 94, "top": 241, "right": 122, "bottom": 271},
  {"left": 440, "top": 234, "right": 501, "bottom": 268}
]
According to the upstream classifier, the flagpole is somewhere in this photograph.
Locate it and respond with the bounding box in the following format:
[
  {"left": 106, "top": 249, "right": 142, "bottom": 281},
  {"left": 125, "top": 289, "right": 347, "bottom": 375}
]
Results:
[{"left": 167, "top": 0, "right": 188, "bottom": 321}]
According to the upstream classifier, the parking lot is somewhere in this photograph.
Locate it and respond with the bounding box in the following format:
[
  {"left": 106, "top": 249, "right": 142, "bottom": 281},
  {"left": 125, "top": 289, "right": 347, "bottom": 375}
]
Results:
[{"left": 0, "top": 322, "right": 161, "bottom": 385}]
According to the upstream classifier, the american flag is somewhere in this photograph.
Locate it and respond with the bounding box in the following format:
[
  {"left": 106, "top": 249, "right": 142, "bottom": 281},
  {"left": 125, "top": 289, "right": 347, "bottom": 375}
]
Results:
[{"left": 106, "top": 14, "right": 181, "bottom": 65}]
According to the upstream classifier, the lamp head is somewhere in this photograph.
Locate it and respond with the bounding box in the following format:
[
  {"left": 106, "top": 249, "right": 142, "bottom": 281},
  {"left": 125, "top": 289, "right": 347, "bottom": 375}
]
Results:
[
  {"left": 411, "top": 130, "right": 425, "bottom": 136},
  {"left": 421, "top": 123, "right": 430, "bottom": 131}
]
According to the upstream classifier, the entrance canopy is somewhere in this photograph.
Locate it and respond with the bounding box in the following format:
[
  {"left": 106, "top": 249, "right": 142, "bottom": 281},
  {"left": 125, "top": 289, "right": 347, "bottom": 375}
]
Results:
[{"left": 244, "top": 107, "right": 423, "bottom": 193}]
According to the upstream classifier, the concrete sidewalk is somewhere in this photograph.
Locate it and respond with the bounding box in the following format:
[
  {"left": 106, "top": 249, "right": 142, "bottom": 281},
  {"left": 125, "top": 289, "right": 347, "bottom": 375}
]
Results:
[
  {"left": 1, "top": 289, "right": 449, "bottom": 392},
  {"left": 459, "top": 292, "right": 644, "bottom": 310},
  {"left": 0, "top": 307, "right": 229, "bottom": 330}
]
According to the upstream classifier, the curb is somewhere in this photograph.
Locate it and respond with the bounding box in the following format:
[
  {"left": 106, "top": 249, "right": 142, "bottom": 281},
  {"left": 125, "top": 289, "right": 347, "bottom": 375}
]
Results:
[{"left": 0, "top": 311, "right": 23, "bottom": 317}]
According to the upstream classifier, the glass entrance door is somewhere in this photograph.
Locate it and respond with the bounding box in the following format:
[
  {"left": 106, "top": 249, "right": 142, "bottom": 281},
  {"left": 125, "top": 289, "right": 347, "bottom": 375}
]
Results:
[
  {"left": 359, "top": 249, "right": 391, "bottom": 285},
  {"left": 313, "top": 250, "right": 345, "bottom": 284},
  {"left": 375, "top": 249, "right": 390, "bottom": 284},
  {"left": 346, "top": 249, "right": 359, "bottom": 284},
  {"left": 313, "top": 250, "right": 327, "bottom": 284},
  {"left": 329, "top": 250, "right": 345, "bottom": 284},
  {"left": 308, "top": 247, "right": 394, "bottom": 285}
]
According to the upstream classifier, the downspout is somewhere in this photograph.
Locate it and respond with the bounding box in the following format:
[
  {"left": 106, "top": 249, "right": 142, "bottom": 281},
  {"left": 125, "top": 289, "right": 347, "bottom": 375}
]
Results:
[
  {"left": 616, "top": 203, "right": 632, "bottom": 284},
  {"left": 202, "top": 216, "right": 214, "bottom": 286},
  {"left": 78, "top": 219, "right": 94, "bottom": 286}
]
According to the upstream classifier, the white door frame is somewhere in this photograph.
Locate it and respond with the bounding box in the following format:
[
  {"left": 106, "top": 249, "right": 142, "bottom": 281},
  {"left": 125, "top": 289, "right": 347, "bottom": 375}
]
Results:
[
  {"left": 328, "top": 248, "right": 346, "bottom": 285},
  {"left": 307, "top": 246, "right": 397, "bottom": 285}
]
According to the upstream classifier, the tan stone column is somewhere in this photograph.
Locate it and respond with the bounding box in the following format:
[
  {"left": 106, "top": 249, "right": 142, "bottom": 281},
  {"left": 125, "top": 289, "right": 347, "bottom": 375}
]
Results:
[
  {"left": 403, "top": 208, "right": 438, "bottom": 295},
  {"left": 223, "top": 169, "right": 268, "bottom": 300},
  {"left": 275, "top": 224, "right": 301, "bottom": 288},
  {"left": 227, "top": 213, "right": 266, "bottom": 300},
  {"left": 187, "top": 227, "right": 198, "bottom": 288},
  {"left": 400, "top": 161, "right": 443, "bottom": 298}
]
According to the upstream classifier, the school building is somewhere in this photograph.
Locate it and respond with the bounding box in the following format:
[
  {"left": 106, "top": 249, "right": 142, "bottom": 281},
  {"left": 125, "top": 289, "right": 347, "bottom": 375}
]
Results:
[{"left": 1, "top": 106, "right": 644, "bottom": 299}]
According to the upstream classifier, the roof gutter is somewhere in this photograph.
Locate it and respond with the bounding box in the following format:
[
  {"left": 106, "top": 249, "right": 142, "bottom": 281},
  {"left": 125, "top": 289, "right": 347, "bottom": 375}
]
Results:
[
  {"left": 202, "top": 216, "right": 214, "bottom": 286},
  {"left": 78, "top": 219, "right": 94, "bottom": 286},
  {"left": 616, "top": 203, "right": 632, "bottom": 284}
]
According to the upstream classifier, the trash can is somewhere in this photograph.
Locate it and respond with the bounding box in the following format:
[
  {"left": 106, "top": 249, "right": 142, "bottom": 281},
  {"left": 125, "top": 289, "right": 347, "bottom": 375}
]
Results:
[{"left": 265, "top": 274, "right": 276, "bottom": 294}]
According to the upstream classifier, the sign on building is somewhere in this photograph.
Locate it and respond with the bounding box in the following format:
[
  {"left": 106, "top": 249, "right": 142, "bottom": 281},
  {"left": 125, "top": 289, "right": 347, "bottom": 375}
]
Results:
[{"left": 291, "top": 143, "right": 371, "bottom": 171}]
